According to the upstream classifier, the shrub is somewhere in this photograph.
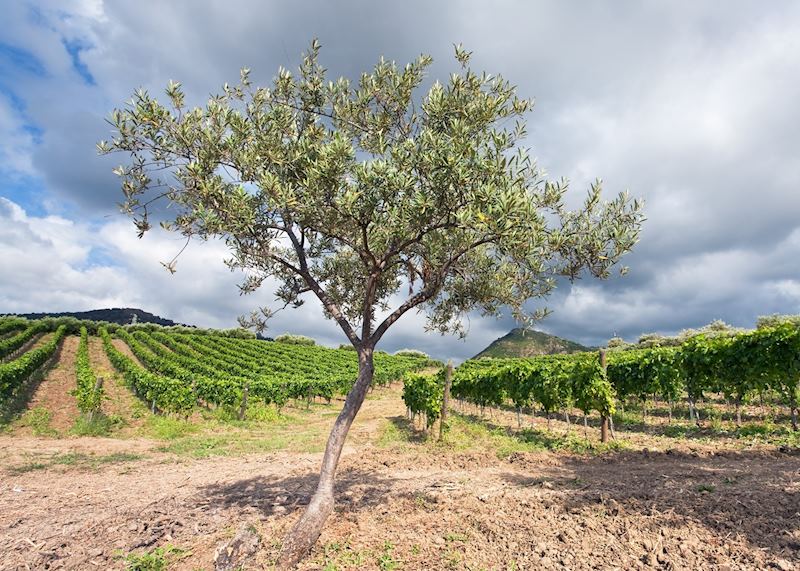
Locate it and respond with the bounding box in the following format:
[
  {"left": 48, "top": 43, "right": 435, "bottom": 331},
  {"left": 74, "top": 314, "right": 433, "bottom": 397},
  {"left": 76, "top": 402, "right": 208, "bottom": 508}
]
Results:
[
  {"left": 394, "top": 349, "right": 429, "bottom": 358},
  {"left": 275, "top": 334, "right": 316, "bottom": 345}
]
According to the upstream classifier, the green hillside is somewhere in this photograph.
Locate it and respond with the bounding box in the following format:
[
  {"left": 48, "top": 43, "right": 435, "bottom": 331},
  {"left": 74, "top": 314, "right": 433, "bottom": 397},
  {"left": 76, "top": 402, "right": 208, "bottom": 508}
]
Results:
[{"left": 474, "top": 328, "right": 590, "bottom": 359}]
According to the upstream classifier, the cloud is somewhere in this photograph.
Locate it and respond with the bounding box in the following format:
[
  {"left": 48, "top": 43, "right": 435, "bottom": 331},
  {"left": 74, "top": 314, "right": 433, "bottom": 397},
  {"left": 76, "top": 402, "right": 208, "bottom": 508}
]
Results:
[
  {"left": 0, "top": 197, "right": 498, "bottom": 360},
  {"left": 1, "top": 1, "right": 800, "bottom": 360}
]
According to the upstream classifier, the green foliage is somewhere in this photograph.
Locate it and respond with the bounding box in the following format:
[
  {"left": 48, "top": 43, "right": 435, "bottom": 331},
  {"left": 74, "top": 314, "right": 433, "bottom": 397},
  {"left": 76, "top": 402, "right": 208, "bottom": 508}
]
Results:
[
  {"left": 455, "top": 321, "right": 800, "bottom": 432},
  {"left": 0, "top": 325, "right": 67, "bottom": 405},
  {"left": 0, "top": 320, "right": 50, "bottom": 359},
  {"left": 121, "top": 545, "right": 185, "bottom": 571},
  {"left": 475, "top": 328, "right": 589, "bottom": 358},
  {"left": 100, "top": 327, "right": 428, "bottom": 415},
  {"left": 100, "top": 327, "right": 195, "bottom": 414},
  {"left": 275, "top": 334, "right": 316, "bottom": 345},
  {"left": 73, "top": 326, "right": 104, "bottom": 414},
  {"left": 0, "top": 317, "right": 28, "bottom": 336},
  {"left": 393, "top": 349, "right": 429, "bottom": 358},
  {"left": 402, "top": 371, "right": 444, "bottom": 428},
  {"left": 70, "top": 413, "right": 124, "bottom": 436},
  {"left": 451, "top": 353, "right": 615, "bottom": 418},
  {"left": 19, "top": 406, "right": 57, "bottom": 436},
  {"left": 103, "top": 41, "right": 642, "bottom": 351},
  {"left": 758, "top": 314, "right": 800, "bottom": 329}
]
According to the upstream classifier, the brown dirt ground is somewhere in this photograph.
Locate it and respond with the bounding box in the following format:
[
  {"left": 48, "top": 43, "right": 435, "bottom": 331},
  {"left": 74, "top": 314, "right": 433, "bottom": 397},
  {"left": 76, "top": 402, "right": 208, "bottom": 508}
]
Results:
[
  {"left": 111, "top": 337, "right": 143, "bottom": 366},
  {"left": 12, "top": 335, "right": 80, "bottom": 435},
  {"left": 87, "top": 336, "right": 146, "bottom": 433},
  {"left": 0, "top": 384, "right": 798, "bottom": 571}
]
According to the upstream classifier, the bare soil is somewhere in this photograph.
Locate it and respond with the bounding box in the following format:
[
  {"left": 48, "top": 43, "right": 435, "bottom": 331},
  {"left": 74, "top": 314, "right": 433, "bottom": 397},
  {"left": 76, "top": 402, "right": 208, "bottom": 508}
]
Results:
[
  {"left": 1, "top": 383, "right": 799, "bottom": 571},
  {"left": 111, "top": 338, "right": 142, "bottom": 365},
  {"left": 87, "top": 336, "right": 146, "bottom": 433},
  {"left": 11, "top": 335, "right": 80, "bottom": 435}
]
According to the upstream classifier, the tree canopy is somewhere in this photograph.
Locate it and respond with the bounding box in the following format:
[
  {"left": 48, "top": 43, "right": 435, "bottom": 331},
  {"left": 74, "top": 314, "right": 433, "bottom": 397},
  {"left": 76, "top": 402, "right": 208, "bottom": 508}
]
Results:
[{"left": 101, "top": 41, "right": 643, "bottom": 348}]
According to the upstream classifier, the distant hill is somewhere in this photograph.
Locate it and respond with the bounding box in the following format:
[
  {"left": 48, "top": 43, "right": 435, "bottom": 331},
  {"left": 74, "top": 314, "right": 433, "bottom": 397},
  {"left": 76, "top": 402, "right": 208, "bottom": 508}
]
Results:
[
  {"left": 474, "top": 328, "right": 590, "bottom": 359},
  {"left": 8, "top": 307, "right": 189, "bottom": 327}
]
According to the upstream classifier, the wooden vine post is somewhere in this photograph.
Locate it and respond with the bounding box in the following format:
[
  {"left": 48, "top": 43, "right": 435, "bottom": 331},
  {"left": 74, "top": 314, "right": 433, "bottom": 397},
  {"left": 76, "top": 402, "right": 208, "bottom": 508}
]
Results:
[
  {"left": 238, "top": 383, "right": 249, "bottom": 421},
  {"left": 599, "top": 349, "right": 609, "bottom": 443},
  {"left": 439, "top": 361, "right": 454, "bottom": 441},
  {"left": 89, "top": 376, "right": 104, "bottom": 422}
]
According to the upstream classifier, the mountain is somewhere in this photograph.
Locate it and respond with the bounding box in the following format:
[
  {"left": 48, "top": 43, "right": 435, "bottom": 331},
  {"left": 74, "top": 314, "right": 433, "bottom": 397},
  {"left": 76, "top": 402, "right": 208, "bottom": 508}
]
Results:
[
  {"left": 7, "top": 307, "right": 189, "bottom": 327},
  {"left": 473, "top": 328, "right": 590, "bottom": 359}
]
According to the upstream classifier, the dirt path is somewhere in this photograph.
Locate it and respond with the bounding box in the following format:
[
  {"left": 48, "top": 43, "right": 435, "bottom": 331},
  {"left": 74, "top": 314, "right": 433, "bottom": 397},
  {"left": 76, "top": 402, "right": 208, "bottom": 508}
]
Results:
[
  {"left": 88, "top": 336, "right": 145, "bottom": 431},
  {"left": 0, "top": 441, "right": 797, "bottom": 570},
  {"left": 112, "top": 337, "right": 142, "bottom": 366},
  {"left": 12, "top": 335, "right": 80, "bottom": 436},
  {"left": 0, "top": 380, "right": 798, "bottom": 570}
]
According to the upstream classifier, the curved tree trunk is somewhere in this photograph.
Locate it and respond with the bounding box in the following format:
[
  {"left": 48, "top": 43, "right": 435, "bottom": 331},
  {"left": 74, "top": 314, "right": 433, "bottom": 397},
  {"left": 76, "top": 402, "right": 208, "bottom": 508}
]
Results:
[{"left": 277, "top": 347, "right": 374, "bottom": 569}]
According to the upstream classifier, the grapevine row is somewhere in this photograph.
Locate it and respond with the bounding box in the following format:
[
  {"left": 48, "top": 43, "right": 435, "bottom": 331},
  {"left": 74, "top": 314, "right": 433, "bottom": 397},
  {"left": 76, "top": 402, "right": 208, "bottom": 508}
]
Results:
[
  {"left": 102, "top": 328, "right": 432, "bottom": 415},
  {"left": 0, "top": 321, "right": 49, "bottom": 359},
  {"left": 0, "top": 325, "right": 67, "bottom": 404},
  {"left": 413, "top": 322, "right": 800, "bottom": 434},
  {"left": 73, "top": 326, "right": 104, "bottom": 415}
]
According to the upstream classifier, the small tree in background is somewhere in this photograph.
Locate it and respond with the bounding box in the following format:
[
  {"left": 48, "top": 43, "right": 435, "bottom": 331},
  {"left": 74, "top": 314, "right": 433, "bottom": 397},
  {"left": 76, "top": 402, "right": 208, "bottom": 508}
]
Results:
[{"left": 101, "top": 41, "right": 644, "bottom": 568}]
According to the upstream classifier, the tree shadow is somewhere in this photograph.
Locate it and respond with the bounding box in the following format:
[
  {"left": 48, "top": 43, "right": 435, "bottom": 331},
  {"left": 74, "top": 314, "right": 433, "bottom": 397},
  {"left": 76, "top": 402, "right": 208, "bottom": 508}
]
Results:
[
  {"left": 192, "top": 467, "right": 401, "bottom": 517},
  {"left": 386, "top": 415, "right": 431, "bottom": 443}
]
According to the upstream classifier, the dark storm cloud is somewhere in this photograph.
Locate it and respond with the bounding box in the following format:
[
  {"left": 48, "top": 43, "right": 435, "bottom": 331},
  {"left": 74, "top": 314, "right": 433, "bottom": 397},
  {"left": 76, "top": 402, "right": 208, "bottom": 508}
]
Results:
[{"left": 1, "top": 0, "right": 799, "bottom": 359}]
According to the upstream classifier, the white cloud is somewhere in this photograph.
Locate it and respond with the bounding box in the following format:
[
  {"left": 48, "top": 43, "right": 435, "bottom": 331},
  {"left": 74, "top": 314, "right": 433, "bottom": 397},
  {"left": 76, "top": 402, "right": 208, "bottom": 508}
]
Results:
[
  {"left": 0, "top": 198, "right": 501, "bottom": 359},
  {"left": 2, "top": 1, "right": 800, "bottom": 358}
]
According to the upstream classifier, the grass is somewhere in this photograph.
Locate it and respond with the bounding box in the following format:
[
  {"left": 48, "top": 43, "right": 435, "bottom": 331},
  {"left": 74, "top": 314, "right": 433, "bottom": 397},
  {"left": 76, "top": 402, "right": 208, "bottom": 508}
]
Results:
[
  {"left": 379, "top": 412, "right": 627, "bottom": 457},
  {"left": 71, "top": 413, "right": 125, "bottom": 436},
  {"left": 119, "top": 545, "right": 187, "bottom": 571},
  {"left": 377, "top": 541, "right": 400, "bottom": 571},
  {"left": 150, "top": 410, "right": 328, "bottom": 458},
  {"left": 18, "top": 406, "right": 58, "bottom": 436},
  {"left": 6, "top": 451, "right": 143, "bottom": 474},
  {"left": 139, "top": 397, "right": 339, "bottom": 458},
  {"left": 314, "top": 540, "right": 401, "bottom": 571},
  {"left": 317, "top": 540, "right": 369, "bottom": 570}
]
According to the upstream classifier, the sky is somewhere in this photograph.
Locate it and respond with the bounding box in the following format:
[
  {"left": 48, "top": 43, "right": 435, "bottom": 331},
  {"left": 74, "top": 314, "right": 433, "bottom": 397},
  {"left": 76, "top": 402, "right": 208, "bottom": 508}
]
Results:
[{"left": 1, "top": 0, "right": 799, "bottom": 361}]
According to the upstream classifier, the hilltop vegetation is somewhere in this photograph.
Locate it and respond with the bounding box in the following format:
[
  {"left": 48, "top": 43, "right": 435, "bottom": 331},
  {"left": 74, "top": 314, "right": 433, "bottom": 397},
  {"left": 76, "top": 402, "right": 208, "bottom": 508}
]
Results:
[
  {"left": 474, "top": 328, "right": 590, "bottom": 359},
  {"left": 7, "top": 307, "right": 185, "bottom": 327}
]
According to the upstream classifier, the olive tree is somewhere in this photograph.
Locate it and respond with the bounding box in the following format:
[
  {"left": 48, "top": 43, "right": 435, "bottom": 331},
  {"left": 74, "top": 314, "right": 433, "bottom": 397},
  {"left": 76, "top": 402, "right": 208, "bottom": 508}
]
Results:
[{"left": 101, "top": 41, "right": 643, "bottom": 567}]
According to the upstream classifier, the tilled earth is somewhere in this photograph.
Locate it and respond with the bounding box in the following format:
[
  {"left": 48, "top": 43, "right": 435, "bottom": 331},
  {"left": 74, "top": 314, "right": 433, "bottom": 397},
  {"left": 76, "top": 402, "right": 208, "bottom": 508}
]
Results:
[{"left": 1, "top": 436, "right": 798, "bottom": 570}]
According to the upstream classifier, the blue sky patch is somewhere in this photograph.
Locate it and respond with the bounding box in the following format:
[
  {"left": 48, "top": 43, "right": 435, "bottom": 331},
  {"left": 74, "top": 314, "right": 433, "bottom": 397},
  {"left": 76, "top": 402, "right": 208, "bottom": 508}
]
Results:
[
  {"left": 62, "top": 38, "right": 95, "bottom": 86},
  {"left": 0, "top": 42, "right": 46, "bottom": 77}
]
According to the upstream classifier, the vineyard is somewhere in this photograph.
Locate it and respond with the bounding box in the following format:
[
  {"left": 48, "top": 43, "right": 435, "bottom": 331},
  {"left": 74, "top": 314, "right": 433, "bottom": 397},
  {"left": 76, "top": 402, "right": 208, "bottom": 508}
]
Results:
[
  {"left": 1, "top": 315, "right": 799, "bottom": 570},
  {"left": 403, "top": 321, "right": 800, "bottom": 441},
  {"left": 0, "top": 317, "right": 434, "bottom": 420}
]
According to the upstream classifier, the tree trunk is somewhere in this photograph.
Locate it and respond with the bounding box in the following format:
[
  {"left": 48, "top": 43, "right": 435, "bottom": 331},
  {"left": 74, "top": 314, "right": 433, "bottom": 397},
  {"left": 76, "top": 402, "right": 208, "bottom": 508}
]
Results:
[
  {"left": 791, "top": 407, "right": 798, "bottom": 432},
  {"left": 277, "top": 348, "right": 374, "bottom": 569},
  {"left": 600, "top": 416, "right": 609, "bottom": 443}
]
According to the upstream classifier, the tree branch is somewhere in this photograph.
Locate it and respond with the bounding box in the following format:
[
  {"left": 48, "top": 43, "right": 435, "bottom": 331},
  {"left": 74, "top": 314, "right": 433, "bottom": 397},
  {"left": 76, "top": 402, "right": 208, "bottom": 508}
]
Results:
[
  {"left": 284, "top": 223, "right": 361, "bottom": 346},
  {"left": 370, "top": 234, "right": 496, "bottom": 344}
]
